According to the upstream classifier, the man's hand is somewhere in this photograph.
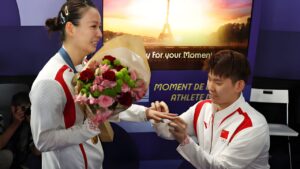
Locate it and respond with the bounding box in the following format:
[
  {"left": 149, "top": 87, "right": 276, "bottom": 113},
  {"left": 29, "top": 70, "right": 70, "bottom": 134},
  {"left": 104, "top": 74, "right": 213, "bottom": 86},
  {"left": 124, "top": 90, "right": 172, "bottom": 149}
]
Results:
[
  {"left": 150, "top": 101, "right": 169, "bottom": 113},
  {"left": 168, "top": 117, "right": 188, "bottom": 143}
]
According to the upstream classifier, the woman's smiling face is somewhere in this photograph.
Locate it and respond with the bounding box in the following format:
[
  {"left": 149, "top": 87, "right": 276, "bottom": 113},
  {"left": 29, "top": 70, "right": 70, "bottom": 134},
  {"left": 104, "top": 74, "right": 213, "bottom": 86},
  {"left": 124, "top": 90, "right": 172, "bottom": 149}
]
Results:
[{"left": 72, "top": 7, "right": 102, "bottom": 55}]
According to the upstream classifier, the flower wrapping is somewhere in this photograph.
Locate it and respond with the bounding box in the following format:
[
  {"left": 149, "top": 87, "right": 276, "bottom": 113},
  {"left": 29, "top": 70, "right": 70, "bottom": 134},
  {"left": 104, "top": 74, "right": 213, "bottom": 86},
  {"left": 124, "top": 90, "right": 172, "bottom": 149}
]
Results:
[{"left": 73, "top": 35, "right": 150, "bottom": 142}]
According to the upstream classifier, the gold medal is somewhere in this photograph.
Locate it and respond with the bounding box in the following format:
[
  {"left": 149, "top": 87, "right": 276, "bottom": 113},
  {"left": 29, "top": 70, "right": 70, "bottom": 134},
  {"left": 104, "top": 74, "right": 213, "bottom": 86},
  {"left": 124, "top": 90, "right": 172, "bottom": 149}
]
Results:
[{"left": 91, "top": 135, "right": 98, "bottom": 144}]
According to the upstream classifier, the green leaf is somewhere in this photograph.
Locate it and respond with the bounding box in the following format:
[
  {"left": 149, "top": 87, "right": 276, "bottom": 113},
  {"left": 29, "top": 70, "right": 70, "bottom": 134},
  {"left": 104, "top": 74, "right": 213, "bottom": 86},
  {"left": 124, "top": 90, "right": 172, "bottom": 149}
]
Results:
[
  {"left": 114, "top": 84, "right": 122, "bottom": 93},
  {"left": 80, "top": 88, "right": 90, "bottom": 97},
  {"left": 102, "top": 88, "right": 117, "bottom": 97},
  {"left": 124, "top": 74, "right": 131, "bottom": 83},
  {"left": 128, "top": 80, "right": 136, "bottom": 88},
  {"left": 116, "top": 79, "right": 123, "bottom": 86},
  {"left": 121, "top": 68, "right": 128, "bottom": 75},
  {"left": 84, "top": 83, "right": 92, "bottom": 90},
  {"left": 101, "top": 59, "right": 111, "bottom": 65},
  {"left": 113, "top": 59, "right": 121, "bottom": 66},
  {"left": 92, "top": 90, "right": 101, "bottom": 97},
  {"left": 80, "top": 88, "right": 88, "bottom": 94},
  {"left": 115, "top": 71, "right": 124, "bottom": 79}
]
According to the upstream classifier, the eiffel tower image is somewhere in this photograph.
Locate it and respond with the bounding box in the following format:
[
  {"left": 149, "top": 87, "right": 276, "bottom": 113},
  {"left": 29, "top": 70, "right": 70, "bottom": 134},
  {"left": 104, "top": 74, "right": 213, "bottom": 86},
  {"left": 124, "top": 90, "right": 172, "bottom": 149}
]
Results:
[{"left": 159, "top": 0, "right": 173, "bottom": 41}]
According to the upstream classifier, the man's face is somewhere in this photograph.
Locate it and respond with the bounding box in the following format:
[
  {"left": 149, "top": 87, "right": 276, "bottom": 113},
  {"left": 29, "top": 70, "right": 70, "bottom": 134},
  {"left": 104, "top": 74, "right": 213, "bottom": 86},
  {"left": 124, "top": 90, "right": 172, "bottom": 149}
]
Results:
[{"left": 207, "top": 72, "right": 243, "bottom": 110}]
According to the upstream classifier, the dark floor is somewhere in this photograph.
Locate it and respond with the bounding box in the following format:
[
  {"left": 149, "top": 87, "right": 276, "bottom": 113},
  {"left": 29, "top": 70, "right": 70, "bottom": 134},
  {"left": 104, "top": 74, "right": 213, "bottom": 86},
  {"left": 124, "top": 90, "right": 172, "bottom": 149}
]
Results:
[
  {"left": 270, "top": 137, "right": 292, "bottom": 169},
  {"left": 290, "top": 131, "right": 300, "bottom": 169}
]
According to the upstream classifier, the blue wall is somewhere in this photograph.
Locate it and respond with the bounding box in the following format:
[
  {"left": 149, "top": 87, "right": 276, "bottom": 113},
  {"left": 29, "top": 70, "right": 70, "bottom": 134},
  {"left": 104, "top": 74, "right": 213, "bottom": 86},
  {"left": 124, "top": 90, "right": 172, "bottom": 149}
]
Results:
[
  {"left": 253, "top": 0, "right": 300, "bottom": 80},
  {"left": 0, "top": 0, "right": 102, "bottom": 76}
]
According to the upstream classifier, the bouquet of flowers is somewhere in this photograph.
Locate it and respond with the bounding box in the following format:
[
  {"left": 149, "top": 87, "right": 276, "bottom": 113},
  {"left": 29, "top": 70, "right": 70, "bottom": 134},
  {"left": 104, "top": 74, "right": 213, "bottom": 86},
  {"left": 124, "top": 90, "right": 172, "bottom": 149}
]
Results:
[{"left": 73, "top": 35, "right": 150, "bottom": 142}]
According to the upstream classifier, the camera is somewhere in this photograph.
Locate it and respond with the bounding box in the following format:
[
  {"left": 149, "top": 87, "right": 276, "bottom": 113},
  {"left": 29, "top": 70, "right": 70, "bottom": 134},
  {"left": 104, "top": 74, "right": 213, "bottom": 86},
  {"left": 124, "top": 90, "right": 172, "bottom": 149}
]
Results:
[
  {"left": 0, "top": 114, "right": 4, "bottom": 133},
  {"left": 21, "top": 106, "right": 31, "bottom": 116}
]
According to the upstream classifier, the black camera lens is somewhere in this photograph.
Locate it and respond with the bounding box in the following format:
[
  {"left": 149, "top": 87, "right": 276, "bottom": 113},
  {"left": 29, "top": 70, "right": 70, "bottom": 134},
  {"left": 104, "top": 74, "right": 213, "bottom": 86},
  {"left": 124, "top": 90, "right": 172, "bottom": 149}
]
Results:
[
  {"left": 25, "top": 108, "right": 31, "bottom": 116},
  {"left": 21, "top": 106, "right": 31, "bottom": 116},
  {"left": 21, "top": 106, "right": 26, "bottom": 111}
]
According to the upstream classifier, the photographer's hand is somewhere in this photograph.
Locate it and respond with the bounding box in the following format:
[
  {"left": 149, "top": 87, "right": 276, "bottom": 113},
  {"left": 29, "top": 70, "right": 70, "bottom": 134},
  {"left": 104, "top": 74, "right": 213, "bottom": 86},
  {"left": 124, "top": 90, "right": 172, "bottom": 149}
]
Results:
[
  {"left": 0, "top": 106, "right": 25, "bottom": 149},
  {"left": 11, "top": 105, "right": 25, "bottom": 126}
]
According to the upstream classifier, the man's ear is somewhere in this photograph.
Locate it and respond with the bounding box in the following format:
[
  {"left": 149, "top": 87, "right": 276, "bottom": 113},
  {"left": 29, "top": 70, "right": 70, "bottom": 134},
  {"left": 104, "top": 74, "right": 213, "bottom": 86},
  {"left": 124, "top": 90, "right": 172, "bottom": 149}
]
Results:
[
  {"left": 65, "top": 22, "right": 74, "bottom": 37},
  {"left": 235, "top": 80, "right": 245, "bottom": 92}
]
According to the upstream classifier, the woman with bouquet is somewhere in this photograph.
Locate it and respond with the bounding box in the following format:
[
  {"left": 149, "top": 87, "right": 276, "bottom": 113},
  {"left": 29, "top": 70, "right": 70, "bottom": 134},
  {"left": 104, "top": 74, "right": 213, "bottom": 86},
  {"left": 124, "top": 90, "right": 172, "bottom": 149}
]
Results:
[{"left": 30, "top": 0, "right": 175, "bottom": 169}]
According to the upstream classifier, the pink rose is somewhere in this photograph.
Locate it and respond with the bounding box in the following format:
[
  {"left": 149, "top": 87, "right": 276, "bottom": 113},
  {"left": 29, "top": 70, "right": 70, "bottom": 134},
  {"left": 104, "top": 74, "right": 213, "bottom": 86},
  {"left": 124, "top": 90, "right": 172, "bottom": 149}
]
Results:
[
  {"left": 73, "top": 94, "right": 88, "bottom": 104},
  {"left": 101, "top": 80, "right": 117, "bottom": 88},
  {"left": 121, "top": 83, "right": 130, "bottom": 93},
  {"left": 100, "top": 64, "right": 110, "bottom": 72},
  {"left": 89, "top": 97, "right": 98, "bottom": 104},
  {"left": 130, "top": 70, "right": 137, "bottom": 80},
  {"left": 98, "top": 95, "right": 114, "bottom": 108},
  {"left": 92, "top": 110, "right": 112, "bottom": 124}
]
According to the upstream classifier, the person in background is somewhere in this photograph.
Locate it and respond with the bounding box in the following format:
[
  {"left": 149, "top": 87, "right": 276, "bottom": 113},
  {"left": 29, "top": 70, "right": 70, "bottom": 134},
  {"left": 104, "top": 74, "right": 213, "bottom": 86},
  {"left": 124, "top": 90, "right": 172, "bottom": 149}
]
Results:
[
  {"left": 150, "top": 50, "right": 270, "bottom": 169},
  {"left": 0, "top": 111, "right": 14, "bottom": 169},
  {"left": 29, "top": 1, "right": 175, "bottom": 169},
  {"left": 0, "top": 91, "right": 41, "bottom": 169}
]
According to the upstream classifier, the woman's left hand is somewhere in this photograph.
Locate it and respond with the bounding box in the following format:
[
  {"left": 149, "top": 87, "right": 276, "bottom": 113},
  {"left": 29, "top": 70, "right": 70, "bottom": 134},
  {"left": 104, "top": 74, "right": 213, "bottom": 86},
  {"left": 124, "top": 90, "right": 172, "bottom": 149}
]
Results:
[
  {"left": 145, "top": 109, "right": 177, "bottom": 123},
  {"left": 150, "top": 101, "right": 169, "bottom": 113}
]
